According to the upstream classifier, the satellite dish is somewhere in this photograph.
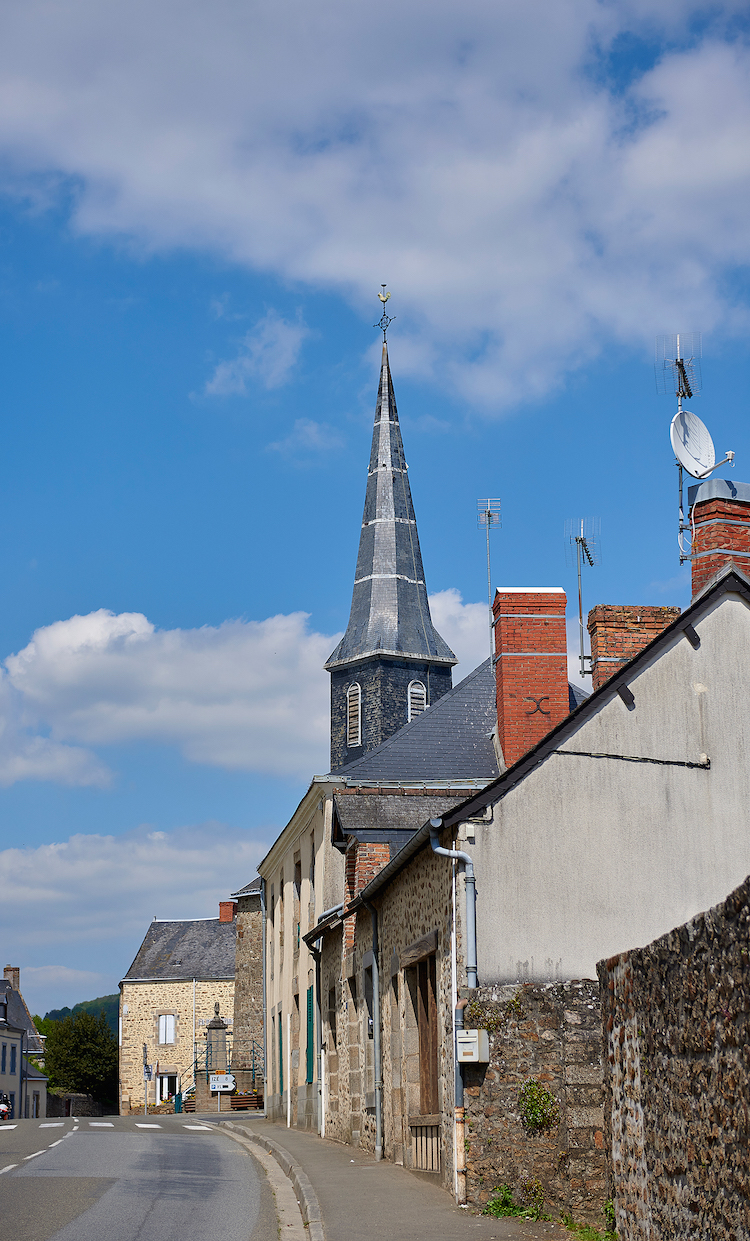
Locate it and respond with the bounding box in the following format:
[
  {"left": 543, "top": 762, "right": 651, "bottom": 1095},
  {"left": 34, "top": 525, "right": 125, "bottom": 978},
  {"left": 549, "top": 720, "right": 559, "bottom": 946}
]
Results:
[{"left": 670, "top": 409, "right": 715, "bottom": 479}]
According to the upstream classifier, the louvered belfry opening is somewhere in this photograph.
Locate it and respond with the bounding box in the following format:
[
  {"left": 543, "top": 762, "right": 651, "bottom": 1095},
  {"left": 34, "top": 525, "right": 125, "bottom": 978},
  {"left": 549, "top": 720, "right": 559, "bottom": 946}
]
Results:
[{"left": 327, "top": 343, "right": 456, "bottom": 769}]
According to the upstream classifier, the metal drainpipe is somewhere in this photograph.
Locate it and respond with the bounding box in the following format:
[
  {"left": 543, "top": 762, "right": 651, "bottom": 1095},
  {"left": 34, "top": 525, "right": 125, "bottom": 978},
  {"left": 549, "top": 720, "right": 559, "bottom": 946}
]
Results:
[
  {"left": 311, "top": 945, "right": 324, "bottom": 1137},
  {"left": 363, "top": 900, "right": 383, "bottom": 1161},
  {"left": 454, "top": 998, "right": 468, "bottom": 1205},
  {"left": 429, "top": 820, "right": 477, "bottom": 989},
  {"left": 260, "top": 880, "right": 268, "bottom": 1117}
]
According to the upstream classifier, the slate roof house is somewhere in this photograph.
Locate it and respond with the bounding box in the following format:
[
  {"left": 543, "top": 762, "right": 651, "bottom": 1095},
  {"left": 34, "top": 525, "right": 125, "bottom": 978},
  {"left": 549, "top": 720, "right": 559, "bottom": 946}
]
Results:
[
  {"left": 0, "top": 966, "right": 47, "bottom": 1119},
  {"left": 119, "top": 903, "right": 237, "bottom": 1113},
  {"left": 309, "top": 479, "right": 750, "bottom": 1222},
  {"left": 254, "top": 341, "right": 588, "bottom": 1131}
]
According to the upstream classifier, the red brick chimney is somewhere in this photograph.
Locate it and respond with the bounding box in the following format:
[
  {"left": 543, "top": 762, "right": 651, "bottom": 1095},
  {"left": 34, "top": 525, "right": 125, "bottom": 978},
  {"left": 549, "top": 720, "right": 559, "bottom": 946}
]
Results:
[
  {"left": 492, "top": 588, "right": 569, "bottom": 768},
  {"left": 219, "top": 901, "right": 237, "bottom": 923},
  {"left": 689, "top": 479, "right": 750, "bottom": 597},
  {"left": 587, "top": 606, "right": 680, "bottom": 690},
  {"left": 4, "top": 965, "right": 19, "bottom": 992}
]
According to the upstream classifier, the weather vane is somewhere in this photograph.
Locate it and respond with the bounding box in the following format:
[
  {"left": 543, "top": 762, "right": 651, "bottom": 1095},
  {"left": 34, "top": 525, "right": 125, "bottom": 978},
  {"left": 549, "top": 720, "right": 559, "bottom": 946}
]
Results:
[{"left": 375, "top": 285, "right": 394, "bottom": 341}]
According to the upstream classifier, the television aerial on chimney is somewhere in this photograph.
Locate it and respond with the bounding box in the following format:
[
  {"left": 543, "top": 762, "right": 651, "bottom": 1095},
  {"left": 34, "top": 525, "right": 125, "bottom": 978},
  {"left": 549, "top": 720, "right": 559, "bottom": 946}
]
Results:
[
  {"left": 656, "top": 333, "right": 735, "bottom": 563},
  {"left": 565, "top": 518, "right": 601, "bottom": 677},
  {"left": 477, "top": 499, "right": 501, "bottom": 661}
]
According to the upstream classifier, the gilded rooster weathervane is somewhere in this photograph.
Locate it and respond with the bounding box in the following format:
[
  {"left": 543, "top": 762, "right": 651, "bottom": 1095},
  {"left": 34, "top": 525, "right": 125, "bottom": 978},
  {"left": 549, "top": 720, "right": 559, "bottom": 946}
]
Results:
[{"left": 375, "top": 285, "right": 394, "bottom": 341}]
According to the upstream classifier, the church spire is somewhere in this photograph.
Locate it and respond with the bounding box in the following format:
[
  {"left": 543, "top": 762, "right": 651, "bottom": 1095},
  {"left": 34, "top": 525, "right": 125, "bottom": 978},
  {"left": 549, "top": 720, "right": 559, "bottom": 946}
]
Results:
[{"left": 327, "top": 309, "right": 456, "bottom": 770}]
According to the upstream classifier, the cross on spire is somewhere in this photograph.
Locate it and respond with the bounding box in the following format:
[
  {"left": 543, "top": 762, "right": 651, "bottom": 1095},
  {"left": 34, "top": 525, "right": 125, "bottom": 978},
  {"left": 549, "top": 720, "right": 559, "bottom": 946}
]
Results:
[{"left": 375, "top": 285, "right": 394, "bottom": 341}]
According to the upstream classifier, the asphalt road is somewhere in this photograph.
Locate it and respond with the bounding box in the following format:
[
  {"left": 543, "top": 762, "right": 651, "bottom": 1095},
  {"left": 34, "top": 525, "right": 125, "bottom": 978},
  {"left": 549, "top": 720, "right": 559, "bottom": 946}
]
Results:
[{"left": 0, "top": 1114, "right": 276, "bottom": 1241}]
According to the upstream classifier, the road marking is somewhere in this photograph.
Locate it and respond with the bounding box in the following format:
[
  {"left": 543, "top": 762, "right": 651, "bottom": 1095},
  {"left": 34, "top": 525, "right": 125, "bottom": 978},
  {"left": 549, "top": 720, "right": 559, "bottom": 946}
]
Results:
[
  {"left": 88, "top": 1122, "right": 114, "bottom": 1127},
  {"left": 39, "top": 1122, "right": 64, "bottom": 1128},
  {"left": 0, "top": 1125, "right": 17, "bottom": 1130},
  {"left": 135, "top": 1123, "right": 162, "bottom": 1129},
  {"left": 24, "top": 1151, "right": 44, "bottom": 1160},
  {"left": 0, "top": 1164, "right": 17, "bottom": 1174},
  {"left": 183, "top": 1124, "right": 213, "bottom": 1131},
  {"left": 48, "top": 1140, "right": 64, "bottom": 1148}
]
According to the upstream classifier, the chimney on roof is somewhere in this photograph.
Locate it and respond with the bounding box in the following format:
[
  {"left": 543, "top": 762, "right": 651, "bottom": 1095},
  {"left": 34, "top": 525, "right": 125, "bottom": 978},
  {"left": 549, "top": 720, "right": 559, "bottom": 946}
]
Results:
[
  {"left": 492, "top": 588, "right": 569, "bottom": 769},
  {"left": 587, "top": 606, "right": 681, "bottom": 690},
  {"left": 4, "top": 966, "right": 19, "bottom": 992},
  {"left": 689, "top": 479, "right": 750, "bottom": 598},
  {"left": 219, "top": 901, "right": 237, "bottom": 923}
]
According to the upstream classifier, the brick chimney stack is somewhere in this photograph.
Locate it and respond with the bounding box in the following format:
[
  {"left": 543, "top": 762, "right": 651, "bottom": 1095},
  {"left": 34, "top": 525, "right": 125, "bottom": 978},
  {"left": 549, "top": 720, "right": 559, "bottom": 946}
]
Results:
[
  {"left": 4, "top": 965, "right": 19, "bottom": 992},
  {"left": 689, "top": 479, "right": 750, "bottom": 597},
  {"left": 587, "top": 606, "right": 680, "bottom": 690},
  {"left": 219, "top": 901, "right": 237, "bottom": 923},
  {"left": 492, "top": 588, "right": 569, "bottom": 769}
]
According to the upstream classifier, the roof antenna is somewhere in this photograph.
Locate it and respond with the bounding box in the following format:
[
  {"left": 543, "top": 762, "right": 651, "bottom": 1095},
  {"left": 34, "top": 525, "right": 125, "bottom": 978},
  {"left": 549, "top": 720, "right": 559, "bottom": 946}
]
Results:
[
  {"left": 375, "top": 285, "right": 394, "bottom": 342},
  {"left": 655, "top": 333, "right": 735, "bottom": 563},
  {"left": 565, "top": 518, "right": 601, "bottom": 678},
  {"left": 477, "top": 500, "right": 501, "bottom": 661}
]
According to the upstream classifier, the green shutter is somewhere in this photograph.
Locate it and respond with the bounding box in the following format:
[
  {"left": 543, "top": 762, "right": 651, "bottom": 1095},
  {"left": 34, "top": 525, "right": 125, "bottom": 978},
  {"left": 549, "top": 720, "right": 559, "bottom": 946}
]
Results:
[{"left": 306, "top": 986, "right": 314, "bottom": 1084}]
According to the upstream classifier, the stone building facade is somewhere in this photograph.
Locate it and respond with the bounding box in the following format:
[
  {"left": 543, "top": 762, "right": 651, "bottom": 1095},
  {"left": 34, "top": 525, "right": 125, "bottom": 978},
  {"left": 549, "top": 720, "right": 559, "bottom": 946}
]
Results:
[
  {"left": 119, "top": 909, "right": 236, "bottom": 1113},
  {"left": 231, "top": 878, "right": 264, "bottom": 1095},
  {"left": 599, "top": 873, "right": 750, "bottom": 1241}
]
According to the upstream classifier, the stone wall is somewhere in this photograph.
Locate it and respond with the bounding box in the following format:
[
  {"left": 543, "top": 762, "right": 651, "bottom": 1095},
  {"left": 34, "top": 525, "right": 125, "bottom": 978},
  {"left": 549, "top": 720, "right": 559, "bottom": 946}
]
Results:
[
  {"left": 48, "top": 1091, "right": 104, "bottom": 1117},
  {"left": 119, "top": 978, "right": 234, "bottom": 1113},
  {"left": 330, "top": 658, "right": 452, "bottom": 769},
  {"left": 462, "top": 982, "right": 607, "bottom": 1227},
  {"left": 232, "top": 890, "right": 264, "bottom": 1094},
  {"left": 598, "top": 874, "right": 750, "bottom": 1241}
]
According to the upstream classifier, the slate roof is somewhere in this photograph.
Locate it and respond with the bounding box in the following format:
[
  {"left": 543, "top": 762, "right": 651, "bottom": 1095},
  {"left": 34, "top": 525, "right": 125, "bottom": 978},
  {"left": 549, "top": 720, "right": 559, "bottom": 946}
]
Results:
[
  {"left": 231, "top": 877, "right": 262, "bottom": 897},
  {"left": 122, "top": 919, "right": 236, "bottom": 982},
  {"left": 0, "top": 982, "right": 45, "bottom": 1054},
  {"left": 332, "top": 791, "right": 464, "bottom": 858},
  {"left": 326, "top": 342, "right": 455, "bottom": 671}
]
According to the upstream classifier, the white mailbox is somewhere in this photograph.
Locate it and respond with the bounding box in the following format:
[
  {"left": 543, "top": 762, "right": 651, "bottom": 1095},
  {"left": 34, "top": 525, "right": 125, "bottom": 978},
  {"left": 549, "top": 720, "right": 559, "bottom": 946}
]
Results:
[{"left": 456, "top": 1028, "right": 489, "bottom": 1063}]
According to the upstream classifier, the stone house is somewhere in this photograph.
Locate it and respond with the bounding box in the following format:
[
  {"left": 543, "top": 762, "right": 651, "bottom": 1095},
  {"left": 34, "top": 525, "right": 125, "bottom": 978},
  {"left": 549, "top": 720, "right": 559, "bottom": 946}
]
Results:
[
  {"left": 119, "top": 902, "right": 236, "bottom": 1112},
  {"left": 306, "top": 481, "right": 750, "bottom": 1223},
  {"left": 230, "top": 876, "right": 264, "bottom": 1095},
  {"left": 0, "top": 966, "right": 47, "bottom": 1119}
]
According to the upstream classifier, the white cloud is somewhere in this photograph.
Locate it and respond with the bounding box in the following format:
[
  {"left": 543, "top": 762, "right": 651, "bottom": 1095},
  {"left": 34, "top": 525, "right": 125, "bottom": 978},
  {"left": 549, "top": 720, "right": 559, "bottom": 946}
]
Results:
[
  {"left": 1, "top": 823, "right": 268, "bottom": 1014},
  {"left": 428, "top": 588, "right": 490, "bottom": 677},
  {"left": 0, "top": 672, "right": 111, "bottom": 788},
  {"left": 205, "top": 309, "right": 309, "bottom": 394},
  {"left": 4, "top": 607, "right": 338, "bottom": 782},
  {"left": 0, "top": 2, "right": 747, "bottom": 405},
  {"left": 267, "top": 418, "right": 344, "bottom": 457}
]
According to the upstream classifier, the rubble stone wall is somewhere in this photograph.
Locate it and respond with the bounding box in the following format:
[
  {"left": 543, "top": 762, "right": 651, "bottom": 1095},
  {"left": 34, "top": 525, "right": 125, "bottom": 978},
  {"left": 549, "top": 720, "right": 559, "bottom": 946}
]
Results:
[
  {"left": 598, "top": 874, "right": 750, "bottom": 1241},
  {"left": 462, "top": 981, "right": 607, "bottom": 1227}
]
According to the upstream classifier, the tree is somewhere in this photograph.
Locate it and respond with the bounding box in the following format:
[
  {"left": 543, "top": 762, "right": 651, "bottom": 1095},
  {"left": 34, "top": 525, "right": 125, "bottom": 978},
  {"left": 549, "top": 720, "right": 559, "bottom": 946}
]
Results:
[{"left": 43, "top": 1010, "right": 118, "bottom": 1105}]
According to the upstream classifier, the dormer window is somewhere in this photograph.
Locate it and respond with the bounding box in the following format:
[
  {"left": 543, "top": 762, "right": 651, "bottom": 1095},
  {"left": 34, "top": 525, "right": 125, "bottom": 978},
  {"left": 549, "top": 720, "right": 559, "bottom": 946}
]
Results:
[
  {"left": 346, "top": 683, "right": 362, "bottom": 747},
  {"left": 408, "top": 680, "right": 427, "bottom": 721}
]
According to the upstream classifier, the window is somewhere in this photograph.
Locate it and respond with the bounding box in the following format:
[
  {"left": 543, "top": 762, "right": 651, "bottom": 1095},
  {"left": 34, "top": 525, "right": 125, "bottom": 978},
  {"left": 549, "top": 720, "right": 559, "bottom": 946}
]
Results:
[
  {"left": 1, "top": 1044, "right": 5, "bottom": 1074},
  {"left": 417, "top": 955, "right": 439, "bottom": 1114},
  {"left": 346, "top": 683, "right": 362, "bottom": 747},
  {"left": 9, "top": 1045, "right": 16, "bottom": 1076},
  {"left": 306, "top": 986, "right": 315, "bottom": 1084},
  {"left": 408, "top": 680, "right": 427, "bottom": 721},
  {"left": 158, "top": 1015, "right": 175, "bottom": 1045},
  {"left": 327, "top": 988, "right": 337, "bottom": 1052}
]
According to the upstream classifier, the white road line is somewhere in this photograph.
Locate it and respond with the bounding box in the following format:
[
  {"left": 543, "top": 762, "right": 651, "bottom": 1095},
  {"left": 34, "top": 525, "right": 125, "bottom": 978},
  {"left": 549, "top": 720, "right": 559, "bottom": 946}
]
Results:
[
  {"left": 0, "top": 1164, "right": 17, "bottom": 1174},
  {"left": 88, "top": 1122, "right": 114, "bottom": 1127},
  {"left": 48, "top": 1140, "right": 64, "bottom": 1148},
  {"left": 135, "top": 1123, "right": 162, "bottom": 1129},
  {"left": 0, "top": 1125, "right": 17, "bottom": 1130},
  {"left": 39, "top": 1123, "right": 64, "bottom": 1128},
  {"left": 183, "top": 1125, "right": 213, "bottom": 1131},
  {"left": 24, "top": 1151, "right": 44, "bottom": 1160}
]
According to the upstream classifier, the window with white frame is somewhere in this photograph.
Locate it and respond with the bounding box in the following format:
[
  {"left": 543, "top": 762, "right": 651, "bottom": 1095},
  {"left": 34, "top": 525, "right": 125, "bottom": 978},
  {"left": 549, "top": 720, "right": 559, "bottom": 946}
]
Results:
[
  {"left": 407, "top": 680, "right": 427, "bottom": 721},
  {"left": 158, "top": 1014, "right": 176, "bottom": 1044},
  {"left": 346, "top": 683, "right": 362, "bottom": 747}
]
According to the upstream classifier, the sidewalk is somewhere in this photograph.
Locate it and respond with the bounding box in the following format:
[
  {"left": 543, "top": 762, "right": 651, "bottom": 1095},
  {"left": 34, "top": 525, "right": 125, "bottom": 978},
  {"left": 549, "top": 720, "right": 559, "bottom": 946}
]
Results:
[{"left": 225, "top": 1117, "right": 568, "bottom": 1241}]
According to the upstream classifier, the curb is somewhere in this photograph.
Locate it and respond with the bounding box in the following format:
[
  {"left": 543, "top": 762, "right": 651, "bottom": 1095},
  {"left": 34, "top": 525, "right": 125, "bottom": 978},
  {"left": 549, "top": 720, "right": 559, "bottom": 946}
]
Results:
[{"left": 220, "top": 1121, "right": 325, "bottom": 1241}]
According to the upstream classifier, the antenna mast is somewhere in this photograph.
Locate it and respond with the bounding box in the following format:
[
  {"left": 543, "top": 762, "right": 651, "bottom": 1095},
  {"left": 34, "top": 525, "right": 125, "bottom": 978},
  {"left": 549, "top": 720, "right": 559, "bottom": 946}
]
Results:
[
  {"left": 477, "top": 499, "right": 501, "bottom": 661},
  {"left": 565, "top": 518, "right": 600, "bottom": 677}
]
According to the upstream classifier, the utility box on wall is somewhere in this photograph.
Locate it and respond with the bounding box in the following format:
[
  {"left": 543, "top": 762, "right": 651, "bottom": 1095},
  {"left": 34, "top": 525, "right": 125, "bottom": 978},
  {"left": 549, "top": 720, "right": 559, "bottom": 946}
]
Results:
[{"left": 456, "top": 1028, "right": 490, "bottom": 1063}]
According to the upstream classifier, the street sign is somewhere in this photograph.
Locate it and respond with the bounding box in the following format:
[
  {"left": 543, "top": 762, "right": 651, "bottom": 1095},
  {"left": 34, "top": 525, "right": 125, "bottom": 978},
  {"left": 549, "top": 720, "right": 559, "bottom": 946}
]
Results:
[
  {"left": 210, "top": 1073, "right": 235, "bottom": 1092},
  {"left": 143, "top": 1066, "right": 153, "bottom": 1081}
]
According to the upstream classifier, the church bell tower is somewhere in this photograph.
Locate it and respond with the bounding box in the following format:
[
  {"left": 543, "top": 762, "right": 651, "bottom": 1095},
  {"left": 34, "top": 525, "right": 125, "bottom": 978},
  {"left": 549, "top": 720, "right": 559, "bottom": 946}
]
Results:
[{"left": 326, "top": 308, "right": 456, "bottom": 771}]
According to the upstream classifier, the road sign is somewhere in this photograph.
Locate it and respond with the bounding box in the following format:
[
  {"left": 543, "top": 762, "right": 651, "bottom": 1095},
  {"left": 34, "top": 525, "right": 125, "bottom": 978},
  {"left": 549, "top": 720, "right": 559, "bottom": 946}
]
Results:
[
  {"left": 210, "top": 1073, "right": 235, "bottom": 1092},
  {"left": 143, "top": 1066, "right": 153, "bottom": 1081}
]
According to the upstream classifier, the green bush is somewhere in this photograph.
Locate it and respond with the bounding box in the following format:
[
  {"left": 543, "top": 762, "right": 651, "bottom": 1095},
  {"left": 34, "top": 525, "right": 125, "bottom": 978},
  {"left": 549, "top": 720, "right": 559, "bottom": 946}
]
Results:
[
  {"left": 44, "top": 1010, "right": 118, "bottom": 1105},
  {"left": 517, "top": 1078, "right": 560, "bottom": 1133}
]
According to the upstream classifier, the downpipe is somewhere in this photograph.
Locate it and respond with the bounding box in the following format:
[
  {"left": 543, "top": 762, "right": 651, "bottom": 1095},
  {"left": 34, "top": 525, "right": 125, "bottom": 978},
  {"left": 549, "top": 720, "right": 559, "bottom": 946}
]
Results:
[
  {"left": 454, "top": 998, "right": 468, "bottom": 1205},
  {"left": 429, "top": 820, "right": 477, "bottom": 989},
  {"left": 363, "top": 900, "right": 383, "bottom": 1161}
]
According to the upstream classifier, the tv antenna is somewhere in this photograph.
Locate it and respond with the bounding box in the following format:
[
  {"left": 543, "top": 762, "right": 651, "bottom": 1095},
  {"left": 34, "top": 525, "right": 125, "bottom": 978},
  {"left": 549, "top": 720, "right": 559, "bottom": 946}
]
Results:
[
  {"left": 565, "top": 518, "right": 600, "bottom": 677},
  {"left": 477, "top": 499, "right": 501, "bottom": 661},
  {"left": 655, "top": 333, "right": 735, "bottom": 563}
]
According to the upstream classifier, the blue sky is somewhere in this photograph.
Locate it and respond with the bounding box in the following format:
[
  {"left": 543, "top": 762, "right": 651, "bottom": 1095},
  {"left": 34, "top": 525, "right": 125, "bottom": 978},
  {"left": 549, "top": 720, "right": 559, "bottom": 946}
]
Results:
[{"left": 1, "top": 0, "right": 749, "bottom": 1015}]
